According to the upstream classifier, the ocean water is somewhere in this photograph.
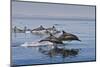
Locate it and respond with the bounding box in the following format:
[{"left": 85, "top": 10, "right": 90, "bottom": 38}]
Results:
[{"left": 11, "top": 19, "right": 96, "bottom": 66}]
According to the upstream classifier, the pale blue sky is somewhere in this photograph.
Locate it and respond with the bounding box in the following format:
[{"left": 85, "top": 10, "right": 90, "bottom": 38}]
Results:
[{"left": 12, "top": 1, "right": 95, "bottom": 20}]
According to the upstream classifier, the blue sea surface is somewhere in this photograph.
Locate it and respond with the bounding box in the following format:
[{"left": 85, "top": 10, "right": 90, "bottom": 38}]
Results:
[{"left": 11, "top": 19, "right": 96, "bottom": 66}]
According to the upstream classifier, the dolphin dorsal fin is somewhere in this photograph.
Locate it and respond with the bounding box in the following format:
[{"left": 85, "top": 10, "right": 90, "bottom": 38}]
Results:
[
  {"left": 40, "top": 25, "right": 43, "bottom": 28},
  {"left": 62, "top": 30, "right": 66, "bottom": 34},
  {"left": 52, "top": 26, "right": 55, "bottom": 28}
]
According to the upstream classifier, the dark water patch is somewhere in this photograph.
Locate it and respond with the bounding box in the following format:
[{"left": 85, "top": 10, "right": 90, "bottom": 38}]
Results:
[{"left": 38, "top": 47, "right": 80, "bottom": 58}]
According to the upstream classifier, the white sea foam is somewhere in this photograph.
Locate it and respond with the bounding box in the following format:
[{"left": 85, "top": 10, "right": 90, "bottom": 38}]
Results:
[
  {"left": 20, "top": 41, "right": 53, "bottom": 47},
  {"left": 25, "top": 31, "right": 31, "bottom": 33},
  {"left": 31, "top": 30, "right": 46, "bottom": 34}
]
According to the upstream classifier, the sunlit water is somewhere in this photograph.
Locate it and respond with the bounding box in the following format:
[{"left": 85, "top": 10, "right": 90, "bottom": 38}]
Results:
[{"left": 11, "top": 19, "right": 96, "bottom": 66}]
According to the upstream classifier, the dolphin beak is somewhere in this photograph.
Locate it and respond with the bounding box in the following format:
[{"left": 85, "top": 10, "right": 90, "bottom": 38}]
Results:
[{"left": 78, "top": 39, "right": 81, "bottom": 42}]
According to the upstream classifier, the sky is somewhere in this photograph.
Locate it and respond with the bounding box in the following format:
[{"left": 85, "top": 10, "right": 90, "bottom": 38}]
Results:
[{"left": 12, "top": 1, "right": 95, "bottom": 20}]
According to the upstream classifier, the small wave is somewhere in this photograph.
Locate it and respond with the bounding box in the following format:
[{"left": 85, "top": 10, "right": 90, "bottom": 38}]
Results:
[
  {"left": 54, "top": 24, "right": 66, "bottom": 26},
  {"left": 20, "top": 41, "right": 53, "bottom": 48}
]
